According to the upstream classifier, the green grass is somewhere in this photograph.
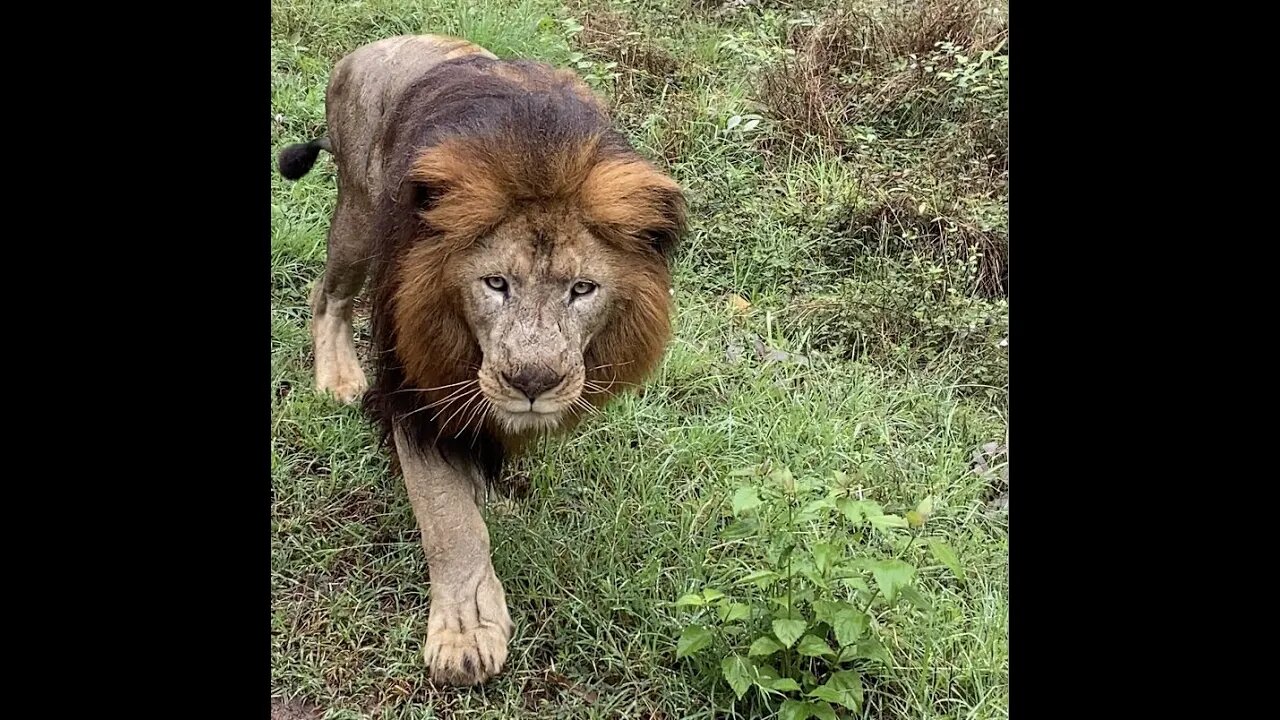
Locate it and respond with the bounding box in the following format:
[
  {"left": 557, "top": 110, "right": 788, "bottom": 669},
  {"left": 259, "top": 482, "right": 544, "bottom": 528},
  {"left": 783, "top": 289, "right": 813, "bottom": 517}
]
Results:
[{"left": 271, "top": 1, "right": 1009, "bottom": 718}]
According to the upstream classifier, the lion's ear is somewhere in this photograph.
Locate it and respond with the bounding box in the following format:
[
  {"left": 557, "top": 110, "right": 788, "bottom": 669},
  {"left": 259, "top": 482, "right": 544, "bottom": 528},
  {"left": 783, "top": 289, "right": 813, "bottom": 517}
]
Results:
[
  {"left": 580, "top": 160, "right": 687, "bottom": 260},
  {"left": 411, "top": 181, "right": 445, "bottom": 212},
  {"left": 643, "top": 185, "right": 687, "bottom": 259}
]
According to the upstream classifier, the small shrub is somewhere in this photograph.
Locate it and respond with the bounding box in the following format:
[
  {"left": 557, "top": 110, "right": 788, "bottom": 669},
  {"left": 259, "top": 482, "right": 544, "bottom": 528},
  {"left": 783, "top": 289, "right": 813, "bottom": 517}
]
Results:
[{"left": 674, "top": 464, "right": 965, "bottom": 718}]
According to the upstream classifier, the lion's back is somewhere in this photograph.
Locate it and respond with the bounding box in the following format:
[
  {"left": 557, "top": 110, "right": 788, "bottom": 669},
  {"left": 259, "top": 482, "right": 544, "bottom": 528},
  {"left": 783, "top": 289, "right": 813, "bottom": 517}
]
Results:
[{"left": 324, "top": 35, "right": 497, "bottom": 200}]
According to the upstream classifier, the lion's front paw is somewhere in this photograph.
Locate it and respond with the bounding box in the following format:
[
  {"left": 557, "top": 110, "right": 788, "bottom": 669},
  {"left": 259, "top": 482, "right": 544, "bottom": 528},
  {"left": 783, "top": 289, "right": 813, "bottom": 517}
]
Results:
[
  {"left": 424, "top": 621, "right": 511, "bottom": 686},
  {"left": 316, "top": 369, "right": 367, "bottom": 405},
  {"left": 424, "top": 570, "right": 514, "bottom": 686}
]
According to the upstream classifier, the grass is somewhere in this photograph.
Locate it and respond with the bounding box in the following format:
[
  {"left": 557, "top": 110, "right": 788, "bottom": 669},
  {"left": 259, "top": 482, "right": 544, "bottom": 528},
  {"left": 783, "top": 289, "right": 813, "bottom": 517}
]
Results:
[{"left": 271, "top": 1, "right": 1009, "bottom": 718}]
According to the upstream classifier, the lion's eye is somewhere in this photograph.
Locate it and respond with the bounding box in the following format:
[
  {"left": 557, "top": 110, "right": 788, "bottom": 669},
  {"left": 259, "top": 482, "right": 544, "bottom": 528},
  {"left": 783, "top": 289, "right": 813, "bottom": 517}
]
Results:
[
  {"left": 484, "top": 276, "right": 508, "bottom": 293},
  {"left": 571, "top": 280, "right": 597, "bottom": 298}
]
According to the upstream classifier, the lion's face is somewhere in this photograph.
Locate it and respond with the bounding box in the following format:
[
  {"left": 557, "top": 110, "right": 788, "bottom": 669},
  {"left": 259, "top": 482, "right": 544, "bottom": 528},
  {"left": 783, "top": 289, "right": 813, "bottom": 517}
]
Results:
[
  {"left": 455, "top": 211, "right": 624, "bottom": 433},
  {"left": 385, "top": 126, "right": 684, "bottom": 445}
]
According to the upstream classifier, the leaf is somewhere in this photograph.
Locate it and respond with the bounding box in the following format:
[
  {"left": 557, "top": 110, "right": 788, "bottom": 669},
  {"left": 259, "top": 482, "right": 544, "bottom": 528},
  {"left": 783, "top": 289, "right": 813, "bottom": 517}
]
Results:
[
  {"left": 916, "top": 495, "right": 935, "bottom": 518},
  {"left": 810, "top": 704, "right": 838, "bottom": 720},
  {"left": 772, "top": 618, "right": 808, "bottom": 648},
  {"left": 869, "top": 513, "right": 910, "bottom": 532},
  {"left": 675, "top": 593, "right": 705, "bottom": 608},
  {"left": 726, "top": 114, "right": 743, "bottom": 130},
  {"left": 905, "top": 510, "right": 925, "bottom": 528},
  {"left": 780, "top": 700, "right": 813, "bottom": 720},
  {"left": 775, "top": 542, "right": 797, "bottom": 566},
  {"left": 826, "top": 669, "right": 864, "bottom": 701},
  {"left": 798, "top": 498, "right": 836, "bottom": 523},
  {"left": 739, "top": 569, "right": 779, "bottom": 588},
  {"left": 869, "top": 559, "right": 915, "bottom": 604},
  {"left": 721, "top": 654, "right": 753, "bottom": 699},
  {"left": 811, "top": 600, "right": 843, "bottom": 627},
  {"left": 753, "top": 661, "right": 803, "bottom": 694},
  {"left": 749, "top": 635, "right": 784, "bottom": 656},
  {"left": 810, "top": 688, "right": 845, "bottom": 708},
  {"left": 763, "top": 676, "right": 802, "bottom": 692},
  {"left": 899, "top": 584, "right": 933, "bottom": 612},
  {"left": 810, "top": 670, "right": 863, "bottom": 711},
  {"left": 837, "top": 498, "right": 883, "bottom": 523},
  {"left": 810, "top": 542, "right": 838, "bottom": 575},
  {"left": 814, "top": 681, "right": 844, "bottom": 702},
  {"left": 798, "top": 566, "right": 830, "bottom": 591},
  {"left": 732, "top": 487, "right": 763, "bottom": 516},
  {"left": 836, "top": 574, "right": 871, "bottom": 595},
  {"left": 728, "top": 466, "right": 759, "bottom": 477},
  {"left": 702, "top": 588, "right": 726, "bottom": 603},
  {"left": 721, "top": 519, "right": 756, "bottom": 540},
  {"left": 720, "top": 602, "right": 752, "bottom": 623},
  {"left": 831, "top": 607, "right": 869, "bottom": 647},
  {"left": 797, "top": 634, "right": 835, "bottom": 658},
  {"left": 676, "top": 625, "right": 713, "bottom": 658},
  {"left": 784, "top": 701, "right": 837, "bottom": 720},
  {"left": 755, "top": 662, "right": 781, "bottom": 678},
  {"left": 742, "top": 118, "right": 760, "bottom": 132},
  {"left": 769, "top": 466, "right": 796, "bottom": 493},
  {"left": 768, "top": 594, "right": 801, "bottom": 612},
  {"left": 753, "top": 662, "right": 782, "bottom": 687},
  {"left": 927, "top": 539, "right": 964, "bottom": 580},
  {"left": 840, "top": 636, "right": 892, "bottom": 666}
]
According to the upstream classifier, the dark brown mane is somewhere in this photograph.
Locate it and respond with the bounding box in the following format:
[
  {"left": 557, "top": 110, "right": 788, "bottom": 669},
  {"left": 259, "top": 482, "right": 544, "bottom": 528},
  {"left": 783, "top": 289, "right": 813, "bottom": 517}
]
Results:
[{"left": 361, "top": 55, "right": 686, "bottom": 480}]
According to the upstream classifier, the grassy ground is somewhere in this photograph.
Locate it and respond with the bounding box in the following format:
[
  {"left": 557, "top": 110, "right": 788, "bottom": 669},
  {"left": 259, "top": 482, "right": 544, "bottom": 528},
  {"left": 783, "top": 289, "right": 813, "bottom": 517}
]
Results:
[{"left": 271, "top": 1, "right": 1009, "bottom": 718}]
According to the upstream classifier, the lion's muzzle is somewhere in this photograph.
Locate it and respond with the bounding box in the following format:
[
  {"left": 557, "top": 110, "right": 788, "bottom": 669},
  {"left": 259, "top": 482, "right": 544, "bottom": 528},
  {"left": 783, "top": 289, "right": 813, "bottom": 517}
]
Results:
[{"left": 501, "top": 367, "right": 565, "bottom": 402}]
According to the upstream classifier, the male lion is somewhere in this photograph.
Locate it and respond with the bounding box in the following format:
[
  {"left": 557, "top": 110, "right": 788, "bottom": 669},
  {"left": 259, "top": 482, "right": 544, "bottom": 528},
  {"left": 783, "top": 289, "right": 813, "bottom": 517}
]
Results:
[{"left": 276, "top": 35, "right": 685, "bottom": 686}]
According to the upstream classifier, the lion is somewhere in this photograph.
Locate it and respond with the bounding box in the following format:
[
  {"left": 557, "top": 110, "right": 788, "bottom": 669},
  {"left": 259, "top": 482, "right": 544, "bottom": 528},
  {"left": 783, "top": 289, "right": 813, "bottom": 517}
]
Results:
[{"left": 275, "top": 35, "right": 685, "bottom": 687}]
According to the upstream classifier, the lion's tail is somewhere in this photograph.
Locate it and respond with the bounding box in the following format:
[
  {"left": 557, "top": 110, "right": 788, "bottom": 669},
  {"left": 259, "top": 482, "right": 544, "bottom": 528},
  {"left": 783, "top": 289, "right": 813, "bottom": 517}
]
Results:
[{"left": 277, "top": 137, "right": 333, "bottom": 180}]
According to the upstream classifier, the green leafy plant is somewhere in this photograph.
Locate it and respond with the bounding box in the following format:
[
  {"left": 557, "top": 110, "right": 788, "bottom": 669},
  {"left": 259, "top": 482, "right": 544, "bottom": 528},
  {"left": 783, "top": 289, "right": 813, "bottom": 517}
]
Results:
[
  {"left": 933, "top": 39, "right": 1009, "bottom": 113},
  {"left": 675, "top": 465, "right": 964, "bottom": 718},
  {"left": 558, "top": 17, "right": 623, "bottom": 90}
]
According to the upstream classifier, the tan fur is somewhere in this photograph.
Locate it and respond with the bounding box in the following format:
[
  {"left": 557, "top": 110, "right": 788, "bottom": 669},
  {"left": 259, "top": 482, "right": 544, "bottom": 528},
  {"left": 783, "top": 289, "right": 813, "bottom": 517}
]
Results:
[
  {"left": 310, "top": 282, "right": 367, "bottom": 403},
  {"left": 286, "top": 34, "right": 685, "bottom": 687},
  {"left": 395, "top": 427, "right": 513, "bottom": 685}
]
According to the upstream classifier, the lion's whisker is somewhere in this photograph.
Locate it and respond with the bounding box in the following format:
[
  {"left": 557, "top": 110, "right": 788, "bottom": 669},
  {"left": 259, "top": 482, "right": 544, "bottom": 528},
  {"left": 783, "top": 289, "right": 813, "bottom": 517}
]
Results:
[
  {"left": 588, "top": 361, "right": 634, "bottom": 372},
  {"left": 439, "top": 390, "right": 483, "bottom": 432},
  {"left": 397, "top": 391, "right": 463, "bottom": 426},
  {"left": 469, "top": 399, "right": 492, "bottom": 449},
  {"left": 455, "top": 393, "right": 491, "bottom": 439},
  {"left": 389, "top": 379, "right": 477, "bottom": 395},
  {"left": 421, "top": 383, "right": 478, "bottom": 410},
  {"left": 583, "top": 378, "right": 638, "bottom": 394},
  {"left": 572, "top": 396, "right": 601, "bottom": 416}
]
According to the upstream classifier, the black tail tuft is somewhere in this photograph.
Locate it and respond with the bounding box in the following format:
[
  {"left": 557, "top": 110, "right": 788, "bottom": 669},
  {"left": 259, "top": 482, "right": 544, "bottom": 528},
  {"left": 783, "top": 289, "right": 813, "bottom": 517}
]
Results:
[{"left": 277, "top": 137, "right": 331, "bottom": 180}]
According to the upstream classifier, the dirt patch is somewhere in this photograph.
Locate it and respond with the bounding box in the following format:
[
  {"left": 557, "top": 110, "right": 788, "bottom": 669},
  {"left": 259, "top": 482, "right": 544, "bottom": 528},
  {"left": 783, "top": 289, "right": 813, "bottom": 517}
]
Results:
[{"left": 271, "top": 697, "right": 321, "bottom": 720}]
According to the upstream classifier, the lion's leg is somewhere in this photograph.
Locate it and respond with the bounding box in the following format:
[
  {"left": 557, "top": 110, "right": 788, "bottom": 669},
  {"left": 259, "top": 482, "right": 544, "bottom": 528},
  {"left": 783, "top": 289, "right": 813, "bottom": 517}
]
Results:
[
  {"left": 312, "top": 192, "right": 371, "bottom": 404},
  {"left": 394, "top": 429, "right": 514, "bottom": 686}
]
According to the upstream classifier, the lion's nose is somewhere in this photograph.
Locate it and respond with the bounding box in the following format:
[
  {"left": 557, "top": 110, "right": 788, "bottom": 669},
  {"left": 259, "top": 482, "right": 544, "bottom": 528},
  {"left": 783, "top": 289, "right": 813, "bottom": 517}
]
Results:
[{"left": 502, "top": 369, "right": 564, "bottom": 401}]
